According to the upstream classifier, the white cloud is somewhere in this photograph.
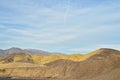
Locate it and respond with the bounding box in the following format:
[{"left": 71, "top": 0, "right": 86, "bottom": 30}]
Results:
[{"left": 4, "top": 27, "right": 79, "bottom": 44}]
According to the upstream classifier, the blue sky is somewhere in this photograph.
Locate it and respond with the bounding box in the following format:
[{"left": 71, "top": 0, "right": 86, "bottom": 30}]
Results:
[{"left": 0, "top": 0, "right": 120, "bottom": 53}]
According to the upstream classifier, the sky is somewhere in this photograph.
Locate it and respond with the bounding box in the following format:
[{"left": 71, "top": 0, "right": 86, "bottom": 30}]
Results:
[{"left": 0, "top": 0, "right": 120, "bottom": 54}]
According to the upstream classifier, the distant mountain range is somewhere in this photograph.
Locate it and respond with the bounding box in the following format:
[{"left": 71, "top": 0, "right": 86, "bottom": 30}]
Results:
[{"left": 0, "top": 47, "right": 60, "bottom": 56}]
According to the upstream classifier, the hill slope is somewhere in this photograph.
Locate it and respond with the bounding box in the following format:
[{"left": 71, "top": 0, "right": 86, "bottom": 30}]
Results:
[
  {"left": 44, "top": 48, "right": 120, "bottom": 79},
  {"left": 0, "top": 53, "right": 34, "bottom": 63}
]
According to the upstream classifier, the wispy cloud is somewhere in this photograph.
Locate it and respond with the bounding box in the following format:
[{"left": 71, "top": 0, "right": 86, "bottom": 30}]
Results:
[{"left": 0, "top": 0, "right": 120, "bottom": 53}]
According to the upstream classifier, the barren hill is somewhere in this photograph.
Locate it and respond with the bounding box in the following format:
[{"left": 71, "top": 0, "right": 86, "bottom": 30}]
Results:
[
  {"left": 0, "top": 47, "right": 99, "bottom": 64},
  {"left": 44, "top": 48, "right": 120, "bottom": 79},
  {"left": 0, "top": 48, "right": 120, "bottom": 80}
]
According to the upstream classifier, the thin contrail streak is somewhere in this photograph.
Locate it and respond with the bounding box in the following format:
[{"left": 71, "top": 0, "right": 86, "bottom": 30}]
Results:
[{"left": 64, "top": 0, "right": 70, "bottom": 25}]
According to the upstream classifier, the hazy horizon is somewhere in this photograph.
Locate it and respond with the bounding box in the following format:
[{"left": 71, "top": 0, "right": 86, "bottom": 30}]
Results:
[{"left": 0, "top": 0, "right": 120, "bottom": 53}]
